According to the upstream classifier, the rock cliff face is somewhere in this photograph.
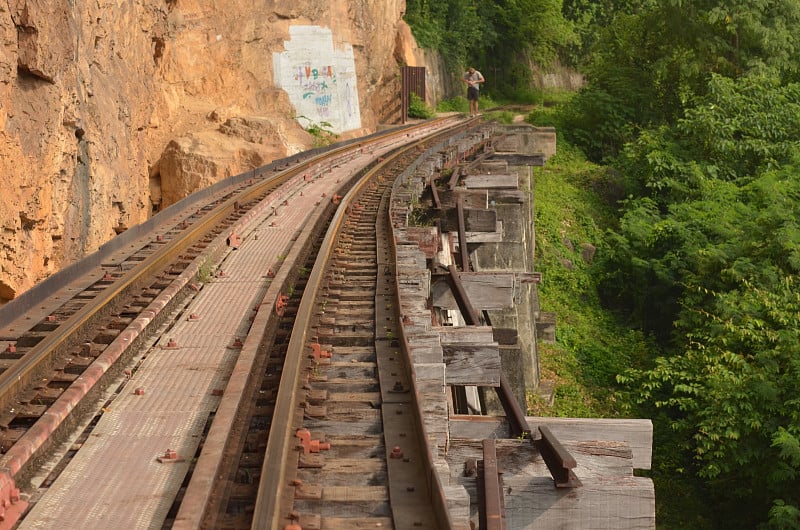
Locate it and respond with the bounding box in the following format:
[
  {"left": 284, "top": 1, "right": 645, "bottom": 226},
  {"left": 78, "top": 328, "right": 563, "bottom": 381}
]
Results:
[{"left": 0, "top": 0, "right": 427, "bottom": 302}]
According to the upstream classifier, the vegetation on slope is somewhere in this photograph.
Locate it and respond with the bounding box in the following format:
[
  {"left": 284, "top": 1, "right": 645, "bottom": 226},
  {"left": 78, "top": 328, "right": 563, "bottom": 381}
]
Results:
[
  {"left": 525, "top": 130, "right": 649, "bottom": 419},
  {"left": 404, "top": 0, "right": 575, "bottom": 98},
  {"left": 407, "top": 1, "right": 800, "bottom": 527}
]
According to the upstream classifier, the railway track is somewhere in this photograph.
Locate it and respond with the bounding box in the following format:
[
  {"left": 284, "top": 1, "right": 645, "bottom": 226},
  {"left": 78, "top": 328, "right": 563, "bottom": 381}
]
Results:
[
  {"left": 0, "top": 116, "right": 483, "bottom": 528},
  {"left": 0, "top": 114, "right": 657, "bottom": 530},
  {"left": 252, "top": 142, "right": 454, "bottom": 529},
  {"left": 175, "top": 125, "right": 486, "bottom": 529}
]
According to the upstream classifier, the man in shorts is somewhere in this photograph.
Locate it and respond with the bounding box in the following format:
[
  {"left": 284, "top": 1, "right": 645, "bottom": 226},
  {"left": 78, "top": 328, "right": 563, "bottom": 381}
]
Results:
[{"left": 462, "top": 67, "right": 484, "bottom": 116}]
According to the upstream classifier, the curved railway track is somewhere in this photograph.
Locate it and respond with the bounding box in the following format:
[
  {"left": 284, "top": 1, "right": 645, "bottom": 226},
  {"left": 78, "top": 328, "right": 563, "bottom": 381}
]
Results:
[
  {"left": 250, "top": 134, "right": 459, "bottom": 529},
  {"left": 171, "top": 122, "right": 488, "bottom": 529},
  {"left": 0, "top": 116, "right": 487, "bottom": 529}
]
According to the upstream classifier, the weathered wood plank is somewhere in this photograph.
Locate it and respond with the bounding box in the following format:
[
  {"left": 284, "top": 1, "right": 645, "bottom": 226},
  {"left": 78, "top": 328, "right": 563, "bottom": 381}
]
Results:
[
  {"left": 474, "top": 161, "right": 509, "bottom": 174},
  {"left": 448, "top": 416, "right": 653, "bottom": 470},
  {"left": 313, "top": 517, "right": 393, "bottom": 530},
  {"left": 421, "top": 390, "right": 449, "bottom": 456},
  {"left": 431, "top": 273, "right": 515, "bottom": 310},
  {"left": 406, "top": 332, "right": 443, "bottom": 364},
  {"left": 327, "top": 392, "right": 381, "bottom": 404},
  {"left": 395, "top": 268, "right": 430, "bottom": 298},
  {"left": 488, "top": 189, "right": 527, "bottom": 204},
  {"left": 404, "top": 226, "right": 440, "bottom": 258},
  {"left": 463, "top": 224, "right": 504, "bottom": 244},
  {"left": 438, "top": 189, "right": 488, "bottom": 209},
  {"left": 446, "top": 435, "right": 654, "bottom": 528},
  {"left": 442, "top": 207, "right": 498, "bottom": 232},
  {"left": 414, "top": 363, "right": 446, "bottom": 394},
  {"left": 463, "top": 174, "right": 519, "bottom": 189},
  {"left": 318, "top": 458, "right": 385, "bottom": 474},
  {"left": 444, "top": 484, "right": 473, "bottom": 530},
  {"left": 453, "top": 475, "right": 655, "bottom": 530},
  {"left": 323, "top": 486, "right": 388, "bottom": 502},
  {"left": 443, "top": 344, "right": 501, "bottom": 386},
  {"left": 436, "top": 325, "right": 495, "bottom": 344}
]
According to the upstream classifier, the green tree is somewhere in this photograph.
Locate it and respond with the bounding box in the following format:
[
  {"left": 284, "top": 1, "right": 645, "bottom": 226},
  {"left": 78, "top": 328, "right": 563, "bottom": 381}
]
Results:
[
  {"left": 621, "top": 274, "right": 800, "bottom": 528},
  {"left": 562, "top": 0, "right": 800, "bottom": 162},
  {"left": 477, "top": 0, "right": 576, "bottom": 96},
  {"left": 405, "top": 0, "right": 482, "bottom": 71},
  {"left": 405, "top": 0, "right": 575, "bottom": 98}
]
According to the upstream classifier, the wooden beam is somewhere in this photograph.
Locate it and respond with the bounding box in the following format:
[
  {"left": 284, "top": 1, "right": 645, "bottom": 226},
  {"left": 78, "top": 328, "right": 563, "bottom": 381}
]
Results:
[
  {"left": 448, "top": 416, "right": 653, "bottom": 471},
  {"left": 443, "top": 344, "right": 501, "bottom": 386},
  {"left": 463, "top": 174, "right": 519, "bottom": 189},
  {"left": 438, "top": 189, "right": 487, "bottom": 209},
  {"left": 457, "top": 196, "right": 470, "bottom": 272},
  {"left": 431, "top": 273, "right": 515, "bottom": 311},
  {"left": 442, "top": 207, "right": 498, "bottom": 233}
]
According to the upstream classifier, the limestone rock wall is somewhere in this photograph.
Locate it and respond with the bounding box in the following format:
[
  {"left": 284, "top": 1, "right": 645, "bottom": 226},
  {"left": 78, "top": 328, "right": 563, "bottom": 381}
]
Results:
[{"left": 0, "top": 0, "right": 423, "bottom": 302}]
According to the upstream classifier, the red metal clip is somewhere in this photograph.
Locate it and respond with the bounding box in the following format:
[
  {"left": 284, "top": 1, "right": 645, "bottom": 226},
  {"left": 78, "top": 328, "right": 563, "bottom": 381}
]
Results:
[
  {"left": 296, "top": 429, "right": 330, "bottom": 454},
  {"left": 309, "top": 342, "right": 331, "bottom": 361},
  {"left": 276, "top": 294, "right": 290, "bottom": 316},
  {"left": 157, "top": 449, "right": 185, "bottom": 463},
  {"left": 0, "top": 473, "right": 27, "bottom": 528}
]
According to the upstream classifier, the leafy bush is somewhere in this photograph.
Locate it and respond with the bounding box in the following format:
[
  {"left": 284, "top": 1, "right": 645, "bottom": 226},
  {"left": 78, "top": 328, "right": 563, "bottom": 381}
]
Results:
[
  {"left": 296, "top": 115, "right": 339, "bottom": 147},
  {"left": 436, "top": 96, "right": 469, "bottom": 113},
  {"left": 484, "top": 110, "right": 515, "bottom": 124},
  {"left": 408, "top": 93, "right": 435, "bottom": 119}
]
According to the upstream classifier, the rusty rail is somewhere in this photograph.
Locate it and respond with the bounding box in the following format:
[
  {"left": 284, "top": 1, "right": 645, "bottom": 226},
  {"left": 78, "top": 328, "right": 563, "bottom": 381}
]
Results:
[
  {"left": 447, "top": 264, "right": 480, "bottom": 325},
  {"left": 456, "top": 195, "right": 471, "bottom": 272},
  {"left": 494, "top": 376, "right": 531, "bottom": 440},
  {"left": 534, "top": 425, "right": 582, "bottom": 488},
  {"left": 251, "top": 120, "right": 472, "bottom": 530},
  {"left": 479, "top": 438, "right": 507, "bottom": 530}
]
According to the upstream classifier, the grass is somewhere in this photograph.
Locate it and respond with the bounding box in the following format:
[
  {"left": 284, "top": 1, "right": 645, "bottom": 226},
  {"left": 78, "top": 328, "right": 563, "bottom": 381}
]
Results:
[
  {"left": 527, "top": 99, "right": 714, "bottom": 529},
  {"left": 526, "top": 105, "right": 649, "bottom": 418},
  {"left": 196, "top": 257, "right": 215, "bottom": 283}
]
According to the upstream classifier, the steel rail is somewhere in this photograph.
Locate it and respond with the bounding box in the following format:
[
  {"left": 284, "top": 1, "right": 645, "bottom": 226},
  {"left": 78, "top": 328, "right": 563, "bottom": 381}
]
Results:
[
  {"left": 252, "top": 121, "right": 472, "bottom": 530},
  {"left": 0, "top": 119, "right": 452, "bottom": 411},
  {"left": 0, "top": 169, "right": 276, "bottom": 407}
]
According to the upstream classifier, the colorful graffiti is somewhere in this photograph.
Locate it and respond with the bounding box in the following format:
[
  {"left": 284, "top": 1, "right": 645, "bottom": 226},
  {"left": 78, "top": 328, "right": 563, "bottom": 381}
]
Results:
[
  {"left": 297, "top": 64, "right": 336, "bottom": 117},
  {"left": 273, "top": 26, "right": 361, "bottom": 133}
]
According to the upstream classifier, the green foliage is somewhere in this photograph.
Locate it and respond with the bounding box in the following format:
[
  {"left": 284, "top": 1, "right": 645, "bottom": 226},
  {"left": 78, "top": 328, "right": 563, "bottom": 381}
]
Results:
[
  {"left": 769, "top": 499, "right": 800, "bottom": 529},
  {"left": 296, "top": 115, "right": 339, "bottom": 148},
  {"left": 619, "top": 276, "right": 800, "bottom": 527},
  {"left": 196, "top": 257, "right": 215, "bottom": 283},
  {"left": 598, "top": 75, "right": 800, "bottom": 336},
  {"left": 407, "top": 93, "right": 435, "bottom": 119},
  {"left": 436, "top": 96, "right": 469, "bottom": 113},
  {"left": 560, "top": 0, "right": 654, "bottom": 67},
  {"left": 600, "top": 80, "right": 800, "bottom": 529},
  {"left": 531, "top": 129, "right": 649, "bottom": 418},
  {"left": 552, "top": 0, "right": 800, "bottom": 528},
  {"left": 405, "top": 0, "right": 575, "bottom": 98},
  {"left": 559, "top": 11, "right": 692, "bottom": 162},
  {"left": 677, "top": 76, "right": 800, "bottom": 181},
  {"left": 477, "top": 93, "right": 496, "bottom": 111},
  {"left": 483, "top": 110, "right": 515, "bottom": 124},
  {"left": 404, "top": 0, "right": 482, "bottom": 71},
  {"left": 502, "top": 86, "right": 544, "bottom": 105},
  {"left": 561, "top": 0, "right": 800, "bottom": 161}
]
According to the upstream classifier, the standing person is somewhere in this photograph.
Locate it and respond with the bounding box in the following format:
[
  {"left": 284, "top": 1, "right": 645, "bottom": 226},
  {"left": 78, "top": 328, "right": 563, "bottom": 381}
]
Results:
[{"left": 462, "top": 67, "right": 484, "bottom": 117}]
